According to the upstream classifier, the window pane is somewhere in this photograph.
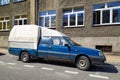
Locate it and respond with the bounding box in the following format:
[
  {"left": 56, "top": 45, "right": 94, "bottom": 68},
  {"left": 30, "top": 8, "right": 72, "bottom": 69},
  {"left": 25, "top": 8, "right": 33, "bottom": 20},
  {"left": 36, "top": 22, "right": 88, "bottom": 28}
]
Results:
[
  {"left": 52, "top": 38, "right": 60, "bottom": 46},
  {"left": 14, "top": 20, "right": 18, "bottom": 25},
  {"left": 0, "top": 0, "right": 10, "bottom": 5},
  {"left": 24, "top": 19, "right": 27, "bottom": 24},
  {"left": 0, "top": 22, "right": 2, "bottom": 30},
  {"left": 39, "top": 10, "right": 56, "bottom": 28},
  {"left": 70, "top": 14, "right": 76, "bottom": 26},
  {"left": 108, "top": 1, "right": 120, "bottom": 7},
  {"left": 60, "top": 38, "right": 68, "bottom": 46},
  {"left": 113, "top": 9, "right": 120, "bottom": 23},
  {"left": 39, "top": 11, "right": 46, "bottom": 16},
  {"left": 78, "top": 13, "right": 83, "bottom": 25},
  {"left": 40, "top": 17, "right": 44, "bottom": 27},
  {"left": 5, "top": 17, "right": 9, "bottom": 20},
  {"left": 15, "top": 15, "right": 20, "bottom": 19},
  {"left": 19, "top": 20, "right": 22, "bottom": 25},
  {"left": 51, "top": 16, "right": 56, "bottom": 27},
  {"left": 93, "top": 11, "right": 100, "bottom": 24},
  {"left": 93, "top": 3, "right": 105, "bottom": 9},
  {"left": 63, "top": 8, "right": 72, "bottom": 13},
  {"left": 41, "top": 37, "right": 51, "bottom": 45},
  {"left": 0, "top": 18, "right": 4, "bottom": 21},
  {"left": 63, "top": 15, "right": 68, "bottom": 26},
  {"left": 7, "top": 21, "right": 10, "bottom": 30},
  {"left": 74, "top": 7, "right": 84, "bottom": 12},
  {"left": 21, "top": 15, "right": 27, "bottom": 18},
  {"left": 45, "top": 17, "right": 49, "bottom": 27},
  {"left": 3, "top": 22, "right": 6, "bottom": 29},
  {"left": 0, "top": 0, "right": 1, "bottom": 5},
  {"left": 48, "top": 10, "right": 56, "bottom": 15},
  {"left": 102, "top": 10, "right": 110, "bottom": 23}
]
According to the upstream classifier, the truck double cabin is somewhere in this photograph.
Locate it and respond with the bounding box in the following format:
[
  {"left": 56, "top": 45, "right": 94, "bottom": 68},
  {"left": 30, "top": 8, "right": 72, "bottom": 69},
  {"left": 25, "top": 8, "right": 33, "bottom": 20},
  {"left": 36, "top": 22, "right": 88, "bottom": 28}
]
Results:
[{"left": 8, "top": 25, "right": 106, "bottom": 70}]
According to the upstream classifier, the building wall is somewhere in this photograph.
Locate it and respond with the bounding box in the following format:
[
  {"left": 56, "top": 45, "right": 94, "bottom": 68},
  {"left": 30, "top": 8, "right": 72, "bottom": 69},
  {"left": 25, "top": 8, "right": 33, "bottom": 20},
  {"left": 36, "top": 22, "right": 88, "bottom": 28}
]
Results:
[
  {"left": 71, "top": 37, "right": 120, "bottom": 53},
  {"left": 38, "top": 0, "right": 120, "bottom": 35},
  {"left": 38, "top": 0, "right": 120, "bottom": 53},
  {"left": 0, "top": 0, "right": 120, "bottom": 53},
  {"left": 57, "top": 0, "right": 120, "bottom": 37},
  {"left": 38, "top": 0, "right": 57, "bottom": 11},
  {"left": 0, "top": 0, "right": 30, "bottom": 48}
]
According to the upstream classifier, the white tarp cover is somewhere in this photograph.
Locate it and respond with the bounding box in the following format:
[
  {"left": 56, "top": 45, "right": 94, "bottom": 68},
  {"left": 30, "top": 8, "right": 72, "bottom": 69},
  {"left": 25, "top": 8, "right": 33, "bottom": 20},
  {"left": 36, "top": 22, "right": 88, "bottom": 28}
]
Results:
[
  {"left": 8, "top": 25, "right": 41, "bottom": 49},
  {"left": 8, "top": 25, "right": 67, "bottom": 49},
  {"left": 41, "top": 27, "right": 67, "bottom": 37}
]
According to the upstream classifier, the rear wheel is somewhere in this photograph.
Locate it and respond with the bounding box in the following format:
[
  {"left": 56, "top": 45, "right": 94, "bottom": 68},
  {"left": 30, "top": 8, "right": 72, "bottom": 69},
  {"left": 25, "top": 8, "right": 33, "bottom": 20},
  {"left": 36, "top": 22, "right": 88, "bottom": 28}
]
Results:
[
  {"left": 20, "top": 52, "right": 31, "bottom": 62},
  {"left": 76, "top": 56, "right": 90, "bottom": 71}
]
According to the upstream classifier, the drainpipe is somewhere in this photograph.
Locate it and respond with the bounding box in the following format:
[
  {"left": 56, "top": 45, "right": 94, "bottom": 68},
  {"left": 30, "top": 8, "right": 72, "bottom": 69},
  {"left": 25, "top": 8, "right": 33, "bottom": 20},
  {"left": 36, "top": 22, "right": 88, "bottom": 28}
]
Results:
[
  {"left": 30, "top": 0, "right": 36, "bottom": 24},
  {"left": 35, "top": 0, "right": 39, "bottom": 25}
]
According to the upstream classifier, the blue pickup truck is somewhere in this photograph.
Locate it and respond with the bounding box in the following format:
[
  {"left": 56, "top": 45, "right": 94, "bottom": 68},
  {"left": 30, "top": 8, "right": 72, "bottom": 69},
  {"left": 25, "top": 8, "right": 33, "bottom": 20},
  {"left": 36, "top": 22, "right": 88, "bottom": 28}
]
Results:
[{"left": 8, "top": 25, "right": 106, "bottom": 70}]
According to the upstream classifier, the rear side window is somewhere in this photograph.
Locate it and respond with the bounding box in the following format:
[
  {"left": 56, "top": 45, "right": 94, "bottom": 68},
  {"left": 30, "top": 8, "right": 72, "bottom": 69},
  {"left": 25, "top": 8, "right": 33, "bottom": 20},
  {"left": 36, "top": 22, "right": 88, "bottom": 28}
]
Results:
[{"left": 40, "top": 37, "right": 51, "bottom": 45}]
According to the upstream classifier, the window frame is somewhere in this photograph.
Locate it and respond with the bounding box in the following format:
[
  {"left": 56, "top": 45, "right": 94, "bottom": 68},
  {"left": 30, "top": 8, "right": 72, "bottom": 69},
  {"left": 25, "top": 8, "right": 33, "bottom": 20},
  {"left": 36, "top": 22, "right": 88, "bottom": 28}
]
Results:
[
  {"left": 0, "top": 17, "right": 10, "bottom": 31},
  {"left": 14, "top": 14, "right": 27, "bottom": 25},
  {"left": 63, "top": 7, "right": 84, "bottom": 28},
  {"left": 93, "top": 2, "right": 120, "bottom": 26},
  {"left": 39, "top": 10, "right": 56, "bottom": 28}
]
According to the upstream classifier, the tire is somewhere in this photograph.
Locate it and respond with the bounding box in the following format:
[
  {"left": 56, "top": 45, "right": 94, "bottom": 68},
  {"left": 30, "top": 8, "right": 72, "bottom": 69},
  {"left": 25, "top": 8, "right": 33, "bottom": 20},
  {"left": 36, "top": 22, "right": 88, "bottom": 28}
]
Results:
[
  {"left": 76, "top": 56, "right": 90, "bottom": 71},
  {"left": 20, "top": 52, "right": 31, "bottom": 62}
]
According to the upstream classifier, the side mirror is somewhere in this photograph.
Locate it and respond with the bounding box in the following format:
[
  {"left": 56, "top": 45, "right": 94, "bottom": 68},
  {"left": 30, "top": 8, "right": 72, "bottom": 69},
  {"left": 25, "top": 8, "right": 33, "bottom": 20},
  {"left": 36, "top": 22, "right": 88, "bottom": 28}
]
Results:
[{"left": 65, "top": 44, "right": 69, "bottom": 47}]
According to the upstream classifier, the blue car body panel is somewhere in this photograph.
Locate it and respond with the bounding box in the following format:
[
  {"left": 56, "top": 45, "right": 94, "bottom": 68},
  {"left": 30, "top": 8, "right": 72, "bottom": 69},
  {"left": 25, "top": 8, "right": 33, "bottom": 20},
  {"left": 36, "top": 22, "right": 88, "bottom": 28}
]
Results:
[
  {"left": 8, "top": 48, "right": 37, "bottom": 57},
  {"left": 8, "top": 37, "right": 106, "bottom": 65}
]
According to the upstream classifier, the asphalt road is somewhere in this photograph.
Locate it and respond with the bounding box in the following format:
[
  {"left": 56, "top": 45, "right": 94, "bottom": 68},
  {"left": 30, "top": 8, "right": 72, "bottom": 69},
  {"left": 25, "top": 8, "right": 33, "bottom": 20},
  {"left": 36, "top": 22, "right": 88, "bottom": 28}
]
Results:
[{"left": 0, "top": 52, "right": 120, "bottom": 80}]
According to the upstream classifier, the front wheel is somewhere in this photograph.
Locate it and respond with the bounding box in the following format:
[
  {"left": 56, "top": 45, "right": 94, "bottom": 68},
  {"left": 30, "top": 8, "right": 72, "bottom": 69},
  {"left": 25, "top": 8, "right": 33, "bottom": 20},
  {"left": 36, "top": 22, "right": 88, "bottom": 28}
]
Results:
[
  {"left": 76, "top": 56, "right": 90, "bottom": 71},
  {"left": 20, "top": 52, "right": 31, "bottom": 62}
]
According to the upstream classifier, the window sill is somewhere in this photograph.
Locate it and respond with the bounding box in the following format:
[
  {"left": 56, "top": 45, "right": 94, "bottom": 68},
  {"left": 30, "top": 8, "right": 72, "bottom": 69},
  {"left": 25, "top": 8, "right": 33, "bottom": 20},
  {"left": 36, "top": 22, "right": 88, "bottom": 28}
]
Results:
[
  {"left": 0, "top": 4, "right": 10, "bottom": 6},
  {"left": 0, "top": 30, "right": 10, "bottom": 32},
  {"left": 93, "top": 23, "right": 120, "bottom": 27},
  {"left": 13, "top": 0, "right": 26, "bottom": 4},
  {"left": 63, "top": 25, "right": 84, "bottom": 28},
  {"left": 44, "top": 27, "right": 56, "bottom": 29}
]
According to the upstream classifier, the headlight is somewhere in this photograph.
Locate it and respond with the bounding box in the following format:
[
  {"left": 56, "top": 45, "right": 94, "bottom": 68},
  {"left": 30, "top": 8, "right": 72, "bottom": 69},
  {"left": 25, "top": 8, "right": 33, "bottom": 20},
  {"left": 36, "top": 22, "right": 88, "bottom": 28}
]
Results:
[{"left": 99, "top": 51, "right": 104, "bottom": 56}]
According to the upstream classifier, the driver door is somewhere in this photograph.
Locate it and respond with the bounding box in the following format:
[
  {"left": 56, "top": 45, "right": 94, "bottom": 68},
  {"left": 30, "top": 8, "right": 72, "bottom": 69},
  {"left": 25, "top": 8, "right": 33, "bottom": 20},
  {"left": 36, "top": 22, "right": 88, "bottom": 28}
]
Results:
[{"left": 48, "top": 37, "right": 71, "bottom": 61}]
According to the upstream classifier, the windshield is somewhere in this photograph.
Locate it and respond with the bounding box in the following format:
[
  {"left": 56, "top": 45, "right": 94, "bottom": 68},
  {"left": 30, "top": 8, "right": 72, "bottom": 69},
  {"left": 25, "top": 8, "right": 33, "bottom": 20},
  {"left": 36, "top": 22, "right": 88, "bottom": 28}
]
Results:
[{"left": 65, "top": 37, "right": 81, "bottom": 46}]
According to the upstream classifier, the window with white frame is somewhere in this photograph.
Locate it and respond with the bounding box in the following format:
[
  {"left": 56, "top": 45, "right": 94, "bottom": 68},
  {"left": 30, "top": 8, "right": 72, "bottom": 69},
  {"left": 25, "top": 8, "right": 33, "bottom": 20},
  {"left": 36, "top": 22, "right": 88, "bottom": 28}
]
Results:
[
  {"left": 13, "top": 0, "right": 24, "bottom": 2},
  {"left": 0, "top": 0, "right": 10, "bottom": 5},
  {"left": 63, "top": 7, "right": 84, "bottom": 27},
  {"left": 0, "top": 17, "right": 10, "bottom": 31},
  {"left": 39, "top": 10, "right": 56, "bottom": 28},
  {"left": 14, "top": 14, "right": 27, "bottom": 25},
  {"left": 93, "top": 1, "right": 120, "bottom": 26}
]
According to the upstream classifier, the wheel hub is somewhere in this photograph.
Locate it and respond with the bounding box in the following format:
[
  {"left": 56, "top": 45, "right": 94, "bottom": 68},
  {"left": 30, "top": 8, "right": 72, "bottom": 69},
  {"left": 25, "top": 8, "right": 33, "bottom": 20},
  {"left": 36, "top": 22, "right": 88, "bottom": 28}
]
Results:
[
  {"left": 22, "top": 54, "right": 28, "bottom": 61},
  {"left": 79, "top": 60, "right": 86, "bottom": 67}
]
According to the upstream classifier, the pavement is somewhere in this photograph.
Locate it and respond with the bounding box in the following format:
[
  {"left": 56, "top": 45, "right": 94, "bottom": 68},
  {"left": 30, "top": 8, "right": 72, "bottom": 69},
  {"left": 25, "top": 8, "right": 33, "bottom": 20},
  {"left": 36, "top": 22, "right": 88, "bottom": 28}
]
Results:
[{"left": 0, "top": 48, "right": 120, "bottom": 65}]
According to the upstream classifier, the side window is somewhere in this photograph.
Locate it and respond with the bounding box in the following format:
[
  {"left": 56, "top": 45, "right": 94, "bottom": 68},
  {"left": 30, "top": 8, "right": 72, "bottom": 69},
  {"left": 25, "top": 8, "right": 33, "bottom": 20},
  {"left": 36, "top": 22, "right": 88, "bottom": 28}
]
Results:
[
  {"left": 40, "top": 37, "right": 51, "bottom": 45},
  {"left": 52, "top": 37, "right": 68, "bottom": 46},
  {"left": 60, "top": 38, "right": 68, "bottom": 46},
  {"left": 52, "top": 38, "right": 60, "bottom": 46}
]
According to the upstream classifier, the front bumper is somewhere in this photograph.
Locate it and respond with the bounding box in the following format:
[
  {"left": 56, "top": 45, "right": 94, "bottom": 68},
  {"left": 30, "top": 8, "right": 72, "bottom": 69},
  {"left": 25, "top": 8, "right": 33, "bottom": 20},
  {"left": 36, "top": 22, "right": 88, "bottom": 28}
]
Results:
[{"left": 90, "top": 56, "right": 106, "bottom": 65}]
